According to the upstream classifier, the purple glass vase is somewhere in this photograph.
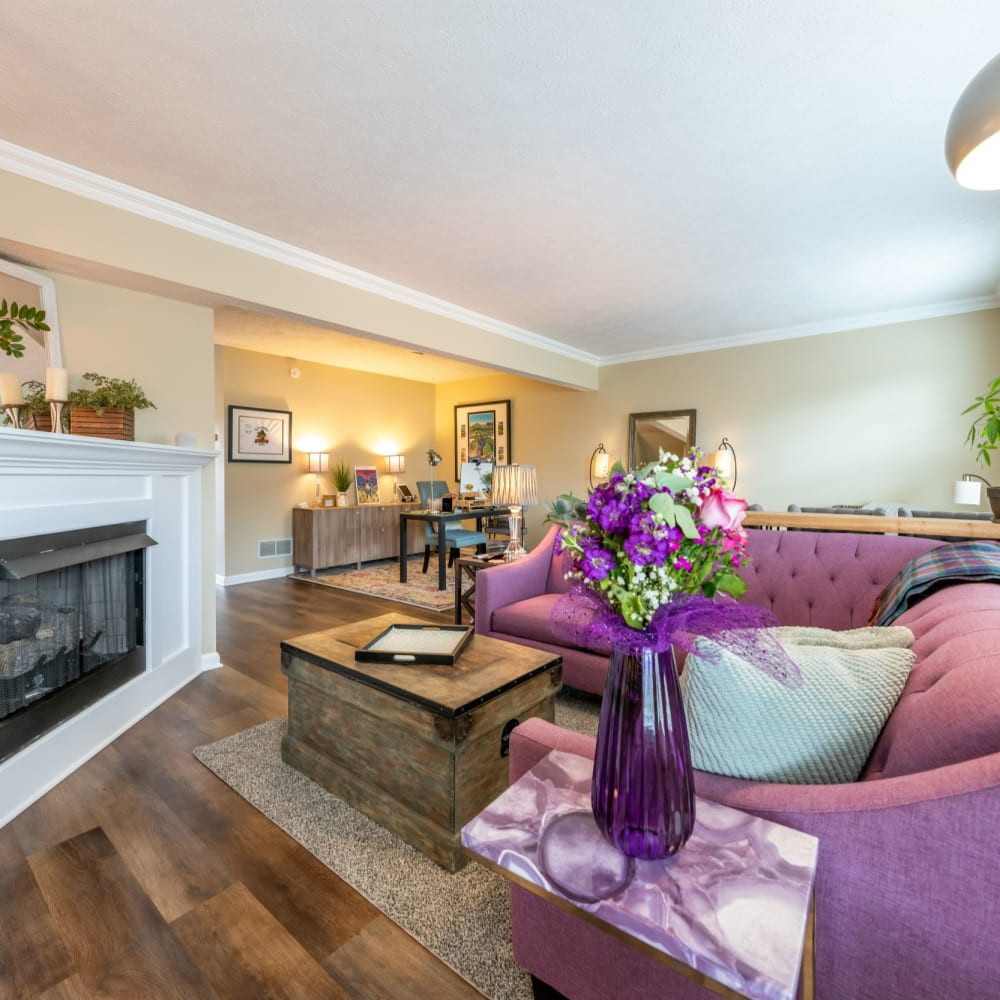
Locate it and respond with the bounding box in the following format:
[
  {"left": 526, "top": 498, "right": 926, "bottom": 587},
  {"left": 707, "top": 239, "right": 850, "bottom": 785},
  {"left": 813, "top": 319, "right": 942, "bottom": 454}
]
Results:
[{"left": 591, "top": 641, "right": 695, "bottom": 859}]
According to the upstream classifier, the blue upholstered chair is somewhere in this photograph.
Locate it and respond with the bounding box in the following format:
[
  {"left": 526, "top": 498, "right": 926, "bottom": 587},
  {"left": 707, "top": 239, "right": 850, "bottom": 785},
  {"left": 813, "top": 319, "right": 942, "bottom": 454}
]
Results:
[{"left": 416, "top": 481, "right": 488, "bottom": 572}]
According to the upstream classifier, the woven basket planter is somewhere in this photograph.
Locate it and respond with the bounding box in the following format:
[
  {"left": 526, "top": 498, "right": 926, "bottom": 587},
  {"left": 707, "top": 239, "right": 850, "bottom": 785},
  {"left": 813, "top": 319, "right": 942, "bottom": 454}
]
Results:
[{"left": 69, "top": 406, "right": 135, "bottom": 441}]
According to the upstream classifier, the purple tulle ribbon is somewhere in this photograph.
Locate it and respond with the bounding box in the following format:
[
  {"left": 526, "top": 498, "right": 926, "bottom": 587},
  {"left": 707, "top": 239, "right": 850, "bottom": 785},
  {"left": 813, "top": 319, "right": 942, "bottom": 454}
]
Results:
[{"left": 551, "top": 586, "right": 802, "bottom": 688}]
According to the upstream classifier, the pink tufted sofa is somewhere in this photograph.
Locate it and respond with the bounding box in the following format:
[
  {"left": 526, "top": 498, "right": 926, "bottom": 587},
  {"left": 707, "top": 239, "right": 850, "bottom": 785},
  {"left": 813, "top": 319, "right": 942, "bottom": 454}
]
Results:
[{"left": 480, "top": 527, "right": 1000, "bottom": 1000}]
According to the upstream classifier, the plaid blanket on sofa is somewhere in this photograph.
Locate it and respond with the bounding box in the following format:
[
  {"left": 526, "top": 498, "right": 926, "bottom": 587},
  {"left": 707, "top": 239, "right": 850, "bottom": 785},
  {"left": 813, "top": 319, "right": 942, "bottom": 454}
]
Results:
[{"left": 869, "top": 540, "right": 1000, "bottom": 626}]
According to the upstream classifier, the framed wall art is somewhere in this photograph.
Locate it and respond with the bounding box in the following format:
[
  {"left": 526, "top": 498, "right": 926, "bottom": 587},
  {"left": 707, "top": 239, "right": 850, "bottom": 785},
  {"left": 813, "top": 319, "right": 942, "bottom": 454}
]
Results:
[
  {"left": 354, "top": 465, "right": 380, "bottom": 503},
  {"left": 454, "top": 399, "right": 511, "bottom": 479},
  {"left": 228, "top": 405, "right": 292, "bottom": 463}
]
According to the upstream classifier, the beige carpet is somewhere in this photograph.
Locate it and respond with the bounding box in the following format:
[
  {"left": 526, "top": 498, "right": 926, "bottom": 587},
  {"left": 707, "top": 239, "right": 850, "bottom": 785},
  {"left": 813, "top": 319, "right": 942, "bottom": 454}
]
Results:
[
  {"left": 193, "top": 691, "right": 601, "bottom": 1000},
  {"left": 291, "top": 555, "right": 461, "bottom": 612}
]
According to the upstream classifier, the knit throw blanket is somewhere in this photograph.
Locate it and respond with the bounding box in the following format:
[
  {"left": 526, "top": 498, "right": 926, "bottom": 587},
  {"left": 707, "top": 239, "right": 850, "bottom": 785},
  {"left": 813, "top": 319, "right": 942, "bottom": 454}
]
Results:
[{"left": 869, "top": 540, "right": 1000, "bottom": 627}]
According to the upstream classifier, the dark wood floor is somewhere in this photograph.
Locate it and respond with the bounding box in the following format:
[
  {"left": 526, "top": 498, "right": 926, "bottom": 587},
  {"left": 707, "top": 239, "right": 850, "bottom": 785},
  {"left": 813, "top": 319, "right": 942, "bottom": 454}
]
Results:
[{"left": 0, "top": 576, "right": 487, "bottom": 999}]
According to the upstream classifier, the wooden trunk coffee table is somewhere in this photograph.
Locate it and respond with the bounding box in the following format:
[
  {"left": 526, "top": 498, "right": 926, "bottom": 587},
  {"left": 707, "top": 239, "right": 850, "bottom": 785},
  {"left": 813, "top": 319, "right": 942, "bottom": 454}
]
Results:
[{"left": 280, "top": 612, "right": 563, "bottom": 872}]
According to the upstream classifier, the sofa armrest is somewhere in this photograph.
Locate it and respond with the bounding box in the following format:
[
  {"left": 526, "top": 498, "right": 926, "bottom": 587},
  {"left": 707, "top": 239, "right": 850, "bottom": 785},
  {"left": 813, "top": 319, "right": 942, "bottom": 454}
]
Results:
[
  {"left": 474, "top": 524, "right": 561, "bottom": 636},
  {"left": 509, "top": 717, "right": 597, "bottom": 782}
]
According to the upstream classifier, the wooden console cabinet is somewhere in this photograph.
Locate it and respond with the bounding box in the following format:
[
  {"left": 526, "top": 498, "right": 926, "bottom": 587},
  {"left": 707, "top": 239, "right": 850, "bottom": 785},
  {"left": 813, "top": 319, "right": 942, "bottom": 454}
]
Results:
[{"left": 292, "top": 503, "right": 423, "bottom": 575}]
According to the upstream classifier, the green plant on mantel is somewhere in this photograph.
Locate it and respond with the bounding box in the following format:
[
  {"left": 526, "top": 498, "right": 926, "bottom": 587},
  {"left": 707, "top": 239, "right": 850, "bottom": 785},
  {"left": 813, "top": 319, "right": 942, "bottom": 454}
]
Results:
[
  {"left": 331, "top": 460, "right": 354, "bottom": 493},
  {"left": 0, "top": 380, "right": 47, "bottom": 427},
  {"left": 0, "top": 299, "right": 50, "bottom": 358},
  {"left": 67, "top": 372, "right": 157, "bottom": 416},
  {"left": 963, "top": 376, "right": 1000, "bottom": 466}
]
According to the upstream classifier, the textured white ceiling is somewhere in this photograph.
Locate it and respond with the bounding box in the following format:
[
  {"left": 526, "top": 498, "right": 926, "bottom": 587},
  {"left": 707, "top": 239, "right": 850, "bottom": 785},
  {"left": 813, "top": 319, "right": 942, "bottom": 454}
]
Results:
[{"left": 2, "top": 1, "right": 1000, "bottom": 371}]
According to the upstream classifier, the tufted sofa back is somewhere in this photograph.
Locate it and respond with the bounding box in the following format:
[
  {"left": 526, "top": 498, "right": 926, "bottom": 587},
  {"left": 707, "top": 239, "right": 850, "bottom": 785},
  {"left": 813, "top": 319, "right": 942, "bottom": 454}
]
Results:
[{"left": 741, "top": 529, "right": 944, "bottom": 630}]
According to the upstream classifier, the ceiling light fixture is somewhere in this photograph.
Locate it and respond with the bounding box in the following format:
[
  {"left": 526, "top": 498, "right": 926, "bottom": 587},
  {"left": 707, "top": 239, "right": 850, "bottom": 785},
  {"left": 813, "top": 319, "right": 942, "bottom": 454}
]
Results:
[{"left": 946, "top": 52, "right": 1000, "bottom": 190}]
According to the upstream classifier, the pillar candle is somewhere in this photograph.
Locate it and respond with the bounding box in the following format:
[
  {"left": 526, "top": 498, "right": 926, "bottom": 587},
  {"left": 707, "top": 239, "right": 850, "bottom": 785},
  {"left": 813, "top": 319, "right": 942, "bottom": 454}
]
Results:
[
  {"left": 46, "top": 366, "right": 69, "bottom": 401},
  {"left": 0, "top": 372, "right": 24, "bottom": 406}
]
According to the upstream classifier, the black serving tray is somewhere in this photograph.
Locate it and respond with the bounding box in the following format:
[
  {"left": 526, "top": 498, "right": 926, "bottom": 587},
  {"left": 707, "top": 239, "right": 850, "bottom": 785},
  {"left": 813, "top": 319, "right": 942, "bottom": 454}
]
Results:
[{"left": 354, "top": 624, "right": 474, "bottom": 665}]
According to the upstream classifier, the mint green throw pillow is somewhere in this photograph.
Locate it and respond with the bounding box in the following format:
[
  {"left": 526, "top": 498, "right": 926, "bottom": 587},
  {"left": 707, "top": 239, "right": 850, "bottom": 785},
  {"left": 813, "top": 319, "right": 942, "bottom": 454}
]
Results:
[{"left": 683, "top": 639, "right": 915, "bottom": 784}]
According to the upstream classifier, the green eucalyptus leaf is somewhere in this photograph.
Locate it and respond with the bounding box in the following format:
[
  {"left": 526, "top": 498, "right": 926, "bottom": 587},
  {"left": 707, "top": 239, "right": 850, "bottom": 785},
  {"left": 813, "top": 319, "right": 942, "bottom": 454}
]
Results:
[{"left": 673, "top": 504, "right": 699, "bottom": 539}]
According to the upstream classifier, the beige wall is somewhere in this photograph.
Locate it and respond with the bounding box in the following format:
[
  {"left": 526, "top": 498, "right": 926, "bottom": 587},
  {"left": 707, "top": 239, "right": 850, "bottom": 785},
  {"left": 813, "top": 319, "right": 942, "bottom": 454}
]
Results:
[
  {"left": 31, "top": 273, "right": 218, "bottom": 652},
  {"left": 219, "top": 345, "right": 436, "bottom": 579},
  {"left": 434, "top": 309, "right": 1000, "bottom": 547}
]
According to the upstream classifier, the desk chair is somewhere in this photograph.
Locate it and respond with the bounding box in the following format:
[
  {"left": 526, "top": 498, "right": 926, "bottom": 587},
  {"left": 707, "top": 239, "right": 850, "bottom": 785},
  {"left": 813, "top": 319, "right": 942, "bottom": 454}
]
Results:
[{"left": 416, "top": 481, "right": 488, "bottom": 572}]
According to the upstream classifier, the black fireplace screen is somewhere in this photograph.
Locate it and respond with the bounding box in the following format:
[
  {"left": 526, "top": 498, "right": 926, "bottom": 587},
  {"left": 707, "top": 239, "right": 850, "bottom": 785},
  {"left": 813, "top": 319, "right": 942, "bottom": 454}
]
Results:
[
  {"left": 0, "top": 521, "right": 155, "bottom": 742},
  {"left": 0, "top": 553, "right": 139, "bottom": 718}
]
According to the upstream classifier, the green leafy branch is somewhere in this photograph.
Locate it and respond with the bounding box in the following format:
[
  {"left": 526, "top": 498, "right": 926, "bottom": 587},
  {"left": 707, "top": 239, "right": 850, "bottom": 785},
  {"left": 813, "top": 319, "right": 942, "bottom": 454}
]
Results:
[
  {"left": 0, "top": 299, "right": 50, "bottom": 358},
  {"left": 963, "top": 376, "right": 1000, "bottom": 467}
]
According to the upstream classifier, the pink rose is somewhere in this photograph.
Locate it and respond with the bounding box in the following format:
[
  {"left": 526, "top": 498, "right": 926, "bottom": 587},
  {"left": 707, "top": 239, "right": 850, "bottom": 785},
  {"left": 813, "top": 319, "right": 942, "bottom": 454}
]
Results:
[{"left": 700, "top": 488, "right": 747, "bottom": 531}]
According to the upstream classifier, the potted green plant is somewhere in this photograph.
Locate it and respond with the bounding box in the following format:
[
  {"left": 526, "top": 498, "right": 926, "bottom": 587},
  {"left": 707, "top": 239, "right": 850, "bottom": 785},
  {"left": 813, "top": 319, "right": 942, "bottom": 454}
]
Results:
[
  {"left": 332, "top": 460, "right": 354, "bottom": 506},
  {"left": 962, "top": 377, "right": 1000, "bottom": 520},
  {"left": 0, "top": 299, "right": 50, "bottom": 358},
  {"left": 67, "top": 371, "right": 156, "bottom": 441}
]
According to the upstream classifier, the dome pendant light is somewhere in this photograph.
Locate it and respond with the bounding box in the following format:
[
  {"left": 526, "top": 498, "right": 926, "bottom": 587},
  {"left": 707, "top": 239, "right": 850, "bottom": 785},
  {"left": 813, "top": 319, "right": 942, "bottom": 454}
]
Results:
[{"left": 946, "top": 52, "right": 1000, "bottom": 190}]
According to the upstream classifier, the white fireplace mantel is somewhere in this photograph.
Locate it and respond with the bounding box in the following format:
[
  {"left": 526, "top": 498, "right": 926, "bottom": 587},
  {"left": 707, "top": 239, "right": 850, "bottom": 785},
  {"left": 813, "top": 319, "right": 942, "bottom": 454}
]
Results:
[{"left": 0, "top": 427, "right": 217, "bottom": 826}]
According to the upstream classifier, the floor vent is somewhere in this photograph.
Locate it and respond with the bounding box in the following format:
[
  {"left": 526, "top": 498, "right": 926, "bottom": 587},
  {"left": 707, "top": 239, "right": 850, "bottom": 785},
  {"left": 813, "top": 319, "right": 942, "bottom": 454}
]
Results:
[{"left": 258, "top": 538, "right": 292, "bottom": 559}]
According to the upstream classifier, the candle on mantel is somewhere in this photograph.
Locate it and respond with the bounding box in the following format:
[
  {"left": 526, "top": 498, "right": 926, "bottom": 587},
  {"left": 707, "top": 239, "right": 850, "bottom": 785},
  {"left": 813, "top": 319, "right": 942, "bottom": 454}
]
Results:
[
  {"left": 46, "top": 366, "right": 69, "bottom": 401},
  {"left": 0, "top": 373, "right": 24, "bottom": 406}
]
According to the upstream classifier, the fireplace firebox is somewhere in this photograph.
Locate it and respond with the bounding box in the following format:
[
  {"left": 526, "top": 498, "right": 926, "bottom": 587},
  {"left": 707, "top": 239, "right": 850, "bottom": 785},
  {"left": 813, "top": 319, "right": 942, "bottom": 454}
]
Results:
[{"left": 0, "top": 521, "right": 155, "bottom": 763}]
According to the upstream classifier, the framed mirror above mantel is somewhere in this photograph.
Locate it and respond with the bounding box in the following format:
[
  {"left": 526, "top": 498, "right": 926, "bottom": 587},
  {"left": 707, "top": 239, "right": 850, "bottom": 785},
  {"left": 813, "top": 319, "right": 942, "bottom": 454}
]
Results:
[
  {"left": 0, "top": 256, "right": 64, "bottom": 388},
  {"left": 627, "top": 409, "right": 697, "bottom": 469}
]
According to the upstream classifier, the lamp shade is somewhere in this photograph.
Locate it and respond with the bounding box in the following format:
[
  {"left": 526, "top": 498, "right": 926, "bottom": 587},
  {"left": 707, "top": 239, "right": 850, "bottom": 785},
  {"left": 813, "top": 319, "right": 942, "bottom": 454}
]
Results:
[
  {"left": 954, "top": 478, "right": 983, "bottom": 505},
  {"left": 491, "top": 464, "right": 538, "bottom": 507},
  {"left": 946, "top": 52, "right": 1000, "bottom": 190},
  {"left": 385, "top": 454, "right": 406, "bottom": 474},
  {"left": 306, "top": 452, "right": 329, "bottom": 474},
  {"left": 715, "top": 447, "right": 734, "bottom": 480}
]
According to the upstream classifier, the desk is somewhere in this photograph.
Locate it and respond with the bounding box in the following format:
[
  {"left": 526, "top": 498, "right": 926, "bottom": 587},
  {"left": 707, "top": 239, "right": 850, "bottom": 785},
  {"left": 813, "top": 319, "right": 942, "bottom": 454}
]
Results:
[
  {"left": 398, "top": 506, "right": 508, "bottom": 591},
  {"left": 463, "top": 749, "right": 817, "bottom": 1000}
]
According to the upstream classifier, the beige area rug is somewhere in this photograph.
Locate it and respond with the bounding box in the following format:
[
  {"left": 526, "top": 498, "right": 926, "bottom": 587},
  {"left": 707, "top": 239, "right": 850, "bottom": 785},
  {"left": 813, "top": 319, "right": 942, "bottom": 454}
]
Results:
[
  {"left": 193, "top": 692, "right": 601, "bottom": 1000},
  {"left": 291, "top": 555, "right": 460, "bottom": 612}
]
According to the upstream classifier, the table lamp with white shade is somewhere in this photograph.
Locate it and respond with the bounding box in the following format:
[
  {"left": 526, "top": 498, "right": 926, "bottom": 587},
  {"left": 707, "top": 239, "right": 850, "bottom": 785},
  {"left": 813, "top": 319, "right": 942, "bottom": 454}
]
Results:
[{"left": 491, "top": 464, "right": 538, "bottom": 561}]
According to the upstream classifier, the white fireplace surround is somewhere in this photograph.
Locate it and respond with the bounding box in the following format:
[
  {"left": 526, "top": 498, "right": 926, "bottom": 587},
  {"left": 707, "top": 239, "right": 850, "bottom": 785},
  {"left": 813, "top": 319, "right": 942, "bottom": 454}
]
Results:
[{"left": 0, "top": 427, "right": 217, "bottom": 826}]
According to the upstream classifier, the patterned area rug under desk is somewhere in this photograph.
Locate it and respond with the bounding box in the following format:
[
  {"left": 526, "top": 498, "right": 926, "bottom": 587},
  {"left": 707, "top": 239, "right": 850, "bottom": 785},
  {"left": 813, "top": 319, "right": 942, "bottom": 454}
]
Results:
[{"left": 279, "top": 612, "right": 563, "bottom": 872}]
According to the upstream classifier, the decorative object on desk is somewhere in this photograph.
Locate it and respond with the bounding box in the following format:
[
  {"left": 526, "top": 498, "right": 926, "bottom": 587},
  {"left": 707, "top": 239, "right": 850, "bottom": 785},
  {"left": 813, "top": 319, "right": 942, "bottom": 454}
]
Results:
[
  {"left": 331, "top": 459, "right": 353, "bottom": 505},
  {"left": 425, "top": 448, "right": 442, "bottom": 507},
  {"left": 490, "top": 463, "right": 537, "bottom": 561},
  {"left": 713, "top": 435, "right": 737, "bottom": 489},
  {"left": 454, "top": 399, "right": 510, "bottom": 479},
  {"left": 305, "top": 451, "right": 329, "bottom": 503},
  {"left": 385, "top": 453, "right": 406, "bottom": 500},
  {"left": 547, "top": 448, "right": 800, "bottom": 858},
  {"left": 946, "top": 51, "right": 1000, "bottom": 190},
  {"left": 354, "top": 465, "right": 379, "bottom": 503},
  {"left": 227, "top": 404, "right": 291, "bottom": 462}
]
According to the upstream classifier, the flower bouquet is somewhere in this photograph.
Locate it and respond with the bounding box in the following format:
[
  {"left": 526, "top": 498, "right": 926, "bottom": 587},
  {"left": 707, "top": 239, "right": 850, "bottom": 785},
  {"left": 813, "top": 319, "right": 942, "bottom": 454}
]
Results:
[{"left": 547, "top": 448, "right": 797, "bottom": 859}]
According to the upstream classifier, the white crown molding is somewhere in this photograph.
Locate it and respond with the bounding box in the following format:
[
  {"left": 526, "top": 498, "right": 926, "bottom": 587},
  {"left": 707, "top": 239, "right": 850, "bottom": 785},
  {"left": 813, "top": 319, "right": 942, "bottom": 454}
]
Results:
[
  {"left": 0, "top": 140, "right": 599, "bottom": 367},
  {"left": 599, "top": 294, "right": 1000, "bottom": 366}
]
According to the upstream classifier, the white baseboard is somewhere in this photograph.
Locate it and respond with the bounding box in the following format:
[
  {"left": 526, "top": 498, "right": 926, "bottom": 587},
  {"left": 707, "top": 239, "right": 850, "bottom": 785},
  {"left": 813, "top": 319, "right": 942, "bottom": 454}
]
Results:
[
  {"left": 217, "top": 566, "right": 292, "bottom": 587},
  {"left": 201, "top": 651, "right": 223, "bottom": 671},
  {"left": 0, "top": 651, "right": 203, "bottom": 828}
]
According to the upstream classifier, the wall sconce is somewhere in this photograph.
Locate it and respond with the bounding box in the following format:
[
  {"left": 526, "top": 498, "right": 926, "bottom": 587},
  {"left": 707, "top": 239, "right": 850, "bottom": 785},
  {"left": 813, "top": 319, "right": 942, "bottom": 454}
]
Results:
[
  {"left": 946, "top": 52, "right": 1000, "bottom": 190},
  {"left": 953, "top": 472, "right": 991, "bottom": 505},
  {"left": 714, "top": 436, "right": 737, "bottom": 489},
  {"left": 590, "top": 442, "right": 610, "bottom": 488},
  {"left": 385, "top": 454, "right": 406, "bottom": 500},
  {"left": 305, "top": 452, "right": 329, "bottom": 503},
  {"left": 491, "top": 464, "right": 538, "bottom": 561}
]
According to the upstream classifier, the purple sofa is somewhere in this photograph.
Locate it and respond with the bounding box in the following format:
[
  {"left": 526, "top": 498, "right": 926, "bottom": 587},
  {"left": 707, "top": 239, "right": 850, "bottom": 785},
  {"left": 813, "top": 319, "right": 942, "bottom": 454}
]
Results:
[{"left": 484, "top": 527, "right": 1000, "bottom": 1000}]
